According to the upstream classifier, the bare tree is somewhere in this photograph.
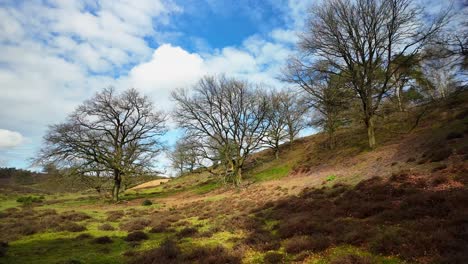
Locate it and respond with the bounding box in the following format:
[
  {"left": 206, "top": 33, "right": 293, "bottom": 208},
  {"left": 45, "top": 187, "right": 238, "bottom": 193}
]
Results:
[
  {"left": 172, "top": 76, "right": 270, "bottom": 186},
  {"left": 169, "top": 135, "right": 202, "bottom": 176},
  {"left": 35, "top": 87, "right": 167, "bottom": 201},
  {"left": 282, "top": 91, "right": 309, "bottom": 143},
  {"left": 264, "top": 90, "right": 308, "bottom": 159},
  {"left": 285, "top": 60, "right": 352, "bottom": 148},
  {"left": 298, "top": 0, "right": 449, "bottom": 148}
]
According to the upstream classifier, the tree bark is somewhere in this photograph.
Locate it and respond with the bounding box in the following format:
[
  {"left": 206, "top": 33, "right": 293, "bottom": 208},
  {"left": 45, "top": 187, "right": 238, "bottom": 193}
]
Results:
[
  {"left": 234, "top": 167, "right": 242, "bottom": 187},
  {"left": 365, "top": 116, "right": 376, "bottom": 149},
  {"left": 113, "top": 169, "right": 122, "bottom": 201}
]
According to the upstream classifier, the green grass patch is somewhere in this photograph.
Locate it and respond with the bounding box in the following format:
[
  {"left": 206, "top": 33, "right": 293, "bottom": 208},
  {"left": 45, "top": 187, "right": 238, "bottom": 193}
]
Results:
[
  {"left": 191, "top": 181, "right": 220, "bottom": 195},
  {"left": 252, "top": 165, "right": 291, "bottom": 182},
  {"left": 307, "top": 245, "right": 404, "bottom": 264}
]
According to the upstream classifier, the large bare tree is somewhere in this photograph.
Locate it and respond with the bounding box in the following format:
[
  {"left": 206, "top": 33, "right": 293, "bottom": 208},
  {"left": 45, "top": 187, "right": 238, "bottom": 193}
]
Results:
[
  {"left": 172, "top": 76, "right": 270, "bottom": 185},
  {"left": 36, "top": 87, "right": 167, "bottom": 201},
  {"left": 297, "top": 0, "right": 448, "bottom": 148}
]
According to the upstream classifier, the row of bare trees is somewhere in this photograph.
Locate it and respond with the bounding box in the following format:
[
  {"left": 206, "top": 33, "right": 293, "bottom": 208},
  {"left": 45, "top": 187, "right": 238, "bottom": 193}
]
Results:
[
  {"left": 36, "top": 0, "right": 465, "bottom": 198},
  {"left": 284, "top": 0, "right": 464, "bottom": 149},
  {"left": 170, "top": 76, "right": 308, "bottom": 184}
]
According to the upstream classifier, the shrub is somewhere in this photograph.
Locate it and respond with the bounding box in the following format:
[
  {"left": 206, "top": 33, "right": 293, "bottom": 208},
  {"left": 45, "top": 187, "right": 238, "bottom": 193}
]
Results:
[
  {"left": 59, "top": 222, "right": 87, "bottom": 232},
  {"left": 432, "top": 164, "right": 447, "bottom": 172},
  {"left": 431, "top": 174, "right": 449, "bottom": 186},
  {"left": 263, "top": 251, "right": 285, "bottom": 264},
  {"left": 63, "top": 259, "right": 82, "bottom": 264},
  {"left": 429, "top": 148, "right": 452, "bottom": 162},
  {"left": 0, "top": 241, "right": 8, "bottom": 257},
  {"left": 185, "top": 245, "right": 242, "bottom": 264},
  {"left": 120, "top": 218, "right": 151, "bottom": 231},
  {"left": 150, "top": 223, "right": 169, "bottom": 233},
  {"left": 326, "top": 175, "right": 336, "bottom": 182},
  {"left": 98, "top": 223, "right": 115, "bottom": 231},
  {"left": 330, "top": 254, "right": 372, "bottom": 264},
  {"left": 130, "top": 239, "right": 181, "bottom": 264},
  {"left": 177, "top": 227, "right": 198, "bottom": 238},
  {"left": 284, "top": 235, "right": 330, "bottom": 254},
  {"left": 446, "top": 132, "right": 463, "bottom": 140},
  {"left": 75, "top": 233, "right": 92, "bottom": 240},
  {"left": 125, "top": 231, "right": 149, "bottom": 242},
  {"left": 141, "top": 199, "right": 152, "bottom": 206},
  {"left": 369, "top": 228, "right": 406, "bottom": 255},
  {"left": 106, "top": 210, "right": 124, "bottom": 222},
  {"left": 93, "top": 236, "right": 113, "bottom": 244}
]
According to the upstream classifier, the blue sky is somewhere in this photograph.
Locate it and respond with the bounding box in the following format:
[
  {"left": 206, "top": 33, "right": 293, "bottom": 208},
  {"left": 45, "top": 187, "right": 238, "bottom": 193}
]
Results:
[{"left": 0, "top": 0, "right": 465, "bottom": 174}]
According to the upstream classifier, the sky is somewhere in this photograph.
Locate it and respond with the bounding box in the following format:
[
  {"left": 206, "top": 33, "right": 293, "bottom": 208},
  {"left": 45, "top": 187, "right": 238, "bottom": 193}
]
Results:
[{"left": 0, "top": 0, "right": 465, "bottom": 173}]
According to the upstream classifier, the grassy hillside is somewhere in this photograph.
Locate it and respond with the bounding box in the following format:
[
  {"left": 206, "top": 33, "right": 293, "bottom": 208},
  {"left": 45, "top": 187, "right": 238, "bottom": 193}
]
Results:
[{"left": 0, "top": 92, "right": 467, "bottom": 264}]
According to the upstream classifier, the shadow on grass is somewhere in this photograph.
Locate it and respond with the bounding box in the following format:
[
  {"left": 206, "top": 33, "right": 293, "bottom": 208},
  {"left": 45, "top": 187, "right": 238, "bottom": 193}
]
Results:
[{"left": 246, "top": 172, "right": 468, "bottom": 263}]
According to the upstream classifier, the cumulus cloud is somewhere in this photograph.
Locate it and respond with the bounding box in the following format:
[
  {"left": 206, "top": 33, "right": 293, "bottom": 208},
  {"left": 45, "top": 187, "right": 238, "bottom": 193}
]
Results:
[
  {"left": 0, "top": 129, "right": 24, "bottom": 149},
  {"left": 127, "top": 44, "right": 205, "bottom": 108}
]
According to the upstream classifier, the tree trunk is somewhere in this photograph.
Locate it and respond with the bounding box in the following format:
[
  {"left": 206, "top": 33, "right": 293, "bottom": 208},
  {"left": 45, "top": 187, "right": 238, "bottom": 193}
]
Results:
[
  {"left": 365, "top": 115, "right": 376, "bottom": 149},
  {"left": 274, "top": 148, "right": 279, "bottom": 160},
  {"left": 113, "top": 169, "right": 122, "bottom": 201},
  {"left": 396, "top": 85, "right": 403, "bottom": 112},
  {"left": 234, "top": 167, "right": 242, "bottom": 187}
]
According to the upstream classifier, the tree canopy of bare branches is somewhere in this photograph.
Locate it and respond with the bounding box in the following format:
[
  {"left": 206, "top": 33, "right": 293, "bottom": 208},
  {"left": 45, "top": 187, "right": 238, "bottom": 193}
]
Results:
[
  {"left": 295, "top": 0, "right": 449, "bottom": 148},
  {"left": 35, "top": 87, "right": 167, "bottom": 200},
  {"left": 264, "top": 90, "right": 308, "bottom": 158},
  {"left": 172, "top": 76, "right": 270, "bottom": 185}
]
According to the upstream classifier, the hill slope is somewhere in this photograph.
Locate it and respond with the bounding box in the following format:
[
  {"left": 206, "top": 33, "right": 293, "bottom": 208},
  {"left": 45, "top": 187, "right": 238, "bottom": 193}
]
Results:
[{"left": 0, "top": 92, "right": 467, "bottom": 264}]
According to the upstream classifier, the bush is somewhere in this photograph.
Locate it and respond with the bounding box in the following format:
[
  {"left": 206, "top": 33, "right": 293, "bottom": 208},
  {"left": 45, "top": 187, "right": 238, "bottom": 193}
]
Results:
[
  {"left": 446, "top": 132, "right": 463, "bottom": 140},
  {"left": 284, "top": 235, "right": 330, "bottom": 254},
  {"left": 177, "top": 227, "right": 198, "bottom": 238},
  {"left": 75, "top": 233, "right": 92, "bottom": 240},
  {"left": 106, "top": 210, "right": 124, "bottom": 222},
  {"left": 120, "top": 218, "right": 151, "bottom": 232},
  {"left": 330, "top": 254, "right": 372, "bottom": 264},
  {"left": 98, "top": 223, "right": 115, "bottom": 231},
  {"left": 429, "top": 148, "right": 452, "bottom": 162},
  {"left": 369, "top": 228, "right": 406, "bottom": 255},
  {"left": 93, "top": 236, "right": 113, "bottom": 244},
  {"left": 263, "top": 251, "right": 285, "bottom": 264},
  {"left": 125, "top": 231, "right": 149, "bottom": 242},
  {"left": 185, "top": 245, "right": 241, "bottom": 264},
  {"left": 58, "top": 222, "right": 87, "bottom": 232},
  {"left": 431, "top": 174, "right": 449, "bottom": 186},
  {"left": 150, "top": 223, "right": 170, "bottom": 233},
  {"left": 432, "top": 164, "right": 447, "bottom": 172},
  {"left": 130, "top": 239, "right": 181, "bottom": 264},
  {"left": 0, "top": 241, "right": 8, "bottom": 257},
  {"left": 142, "top": 200, "right": 152, "bottom": 206}
]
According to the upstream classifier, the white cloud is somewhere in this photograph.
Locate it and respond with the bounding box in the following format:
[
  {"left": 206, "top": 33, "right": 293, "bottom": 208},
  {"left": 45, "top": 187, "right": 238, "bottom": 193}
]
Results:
[
  {"left": 0, "top": 129, "right": 24, "bottom": 149},
  {"left": 127, "top": 44, "right": 205, "bottom": 108}
]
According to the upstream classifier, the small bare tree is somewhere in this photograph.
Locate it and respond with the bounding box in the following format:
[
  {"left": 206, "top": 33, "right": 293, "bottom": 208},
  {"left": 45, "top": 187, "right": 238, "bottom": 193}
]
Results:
[
  {"left": 172, "top": 76, "right": 270, "bottom": 185},
  {"left": 298, "top": 0, "right": 448, "bottom": 148},
  {"left": 264, "top": 90, "right": 308, "bottom": 159},
  {"left": 36, "top": 87, "right": 167, "bottom": 201},
  {"left": 169, "top": 135, "right": 202, "bottom": 176}
]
